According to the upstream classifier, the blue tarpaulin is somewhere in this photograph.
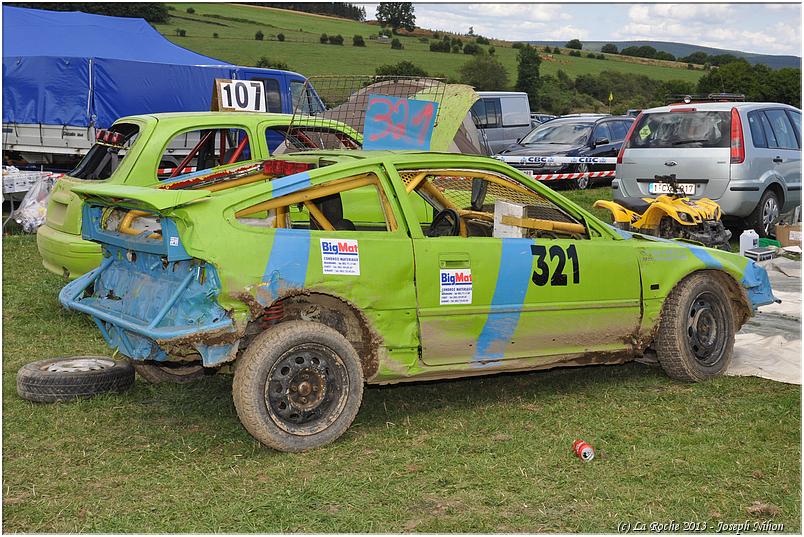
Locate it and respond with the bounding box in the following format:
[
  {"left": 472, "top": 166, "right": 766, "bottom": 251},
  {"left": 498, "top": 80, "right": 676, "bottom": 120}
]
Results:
[{"left": 2, "top": 6, "right": 302, "bottom": 128}]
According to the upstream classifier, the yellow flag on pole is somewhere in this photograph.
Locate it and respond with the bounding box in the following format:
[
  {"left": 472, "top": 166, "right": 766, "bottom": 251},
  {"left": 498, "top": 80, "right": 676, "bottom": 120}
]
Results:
[{"left": 608, "top": 91, "right": 613, "bottom": 103}]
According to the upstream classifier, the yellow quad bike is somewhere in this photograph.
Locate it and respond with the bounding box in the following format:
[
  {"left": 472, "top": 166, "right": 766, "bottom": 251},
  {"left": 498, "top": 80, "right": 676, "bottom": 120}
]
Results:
[{"left": 594, "top": 175, "right": 732, "bottom": 251}]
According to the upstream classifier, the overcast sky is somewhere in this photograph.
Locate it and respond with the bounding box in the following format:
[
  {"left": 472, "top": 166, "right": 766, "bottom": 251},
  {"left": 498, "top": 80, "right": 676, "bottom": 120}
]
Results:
[{"left": 365, "top": 3, "right": 802, "bottom": 56}]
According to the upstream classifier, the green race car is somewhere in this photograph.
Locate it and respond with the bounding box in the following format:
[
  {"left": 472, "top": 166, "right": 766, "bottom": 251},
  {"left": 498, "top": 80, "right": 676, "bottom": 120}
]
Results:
[
  {"left": 37, "top": 112, "right": 362, "bottom": 279},
  {"left": 60, "top": 150, "right": 776, "bottom": 452}
]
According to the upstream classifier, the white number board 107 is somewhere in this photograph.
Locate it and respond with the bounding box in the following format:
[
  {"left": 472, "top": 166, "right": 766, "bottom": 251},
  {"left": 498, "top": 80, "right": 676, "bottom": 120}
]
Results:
[
  {"left": 214, "top": 79, "right": 267, "bottom": 113},
  {"left": 648, "top": 182, "right": 695, "bottom": 195}
]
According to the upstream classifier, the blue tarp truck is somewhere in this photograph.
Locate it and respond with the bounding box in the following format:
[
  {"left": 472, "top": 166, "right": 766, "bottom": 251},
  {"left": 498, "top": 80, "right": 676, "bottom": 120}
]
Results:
[{"left": 2, "top": 6, "right": 315, "bottom": 170}]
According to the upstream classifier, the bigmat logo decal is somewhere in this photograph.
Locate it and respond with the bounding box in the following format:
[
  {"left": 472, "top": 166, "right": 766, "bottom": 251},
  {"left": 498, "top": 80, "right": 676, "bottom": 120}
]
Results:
[
  {"left": 320, "top": 238, "right": 360, "bottom": 275},
  {"left": 440, "top": 269, "right": 472, "bottom": 305}
]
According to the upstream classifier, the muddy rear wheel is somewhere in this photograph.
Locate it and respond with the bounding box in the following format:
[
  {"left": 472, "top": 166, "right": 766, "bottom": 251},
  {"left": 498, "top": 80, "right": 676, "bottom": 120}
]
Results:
[
  {"left": 655, "top": 273, "right": 735, "bottom": 382},
  {"left": 232, "top": 320, "right": 363, "bottom": 452}
]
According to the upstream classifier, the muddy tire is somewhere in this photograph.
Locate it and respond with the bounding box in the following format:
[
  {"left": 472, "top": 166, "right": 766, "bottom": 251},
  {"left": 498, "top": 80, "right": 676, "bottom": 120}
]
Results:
[
  {"left": 232, "top": 320, "right": 364, "bottom": 452},
  {"left": 744, "top": 189, "right": 780, "bottom": 238},
  {"left": 131, "top": 360, "right": 208, "bottom": 384},
  {"left": 17, "top": 356, "right": 135, "bottom": 403},
  {"left": 655, "top": 273, "right": 735, "bottom": 382}
]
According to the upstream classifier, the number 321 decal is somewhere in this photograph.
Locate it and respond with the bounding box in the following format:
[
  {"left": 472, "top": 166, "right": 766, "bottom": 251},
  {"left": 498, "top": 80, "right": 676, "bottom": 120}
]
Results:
[{"left": 530, "top": 244, "right": 580, "bottom": 286}]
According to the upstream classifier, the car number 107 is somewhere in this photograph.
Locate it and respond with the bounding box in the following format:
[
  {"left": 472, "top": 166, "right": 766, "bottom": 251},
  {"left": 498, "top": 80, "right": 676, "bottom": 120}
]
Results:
[
  {"left": 219, "top": 80, "right": 267, "bottom": 112},
  {"left": 649, "top": 182, "right": 695, "bottom": 195}
]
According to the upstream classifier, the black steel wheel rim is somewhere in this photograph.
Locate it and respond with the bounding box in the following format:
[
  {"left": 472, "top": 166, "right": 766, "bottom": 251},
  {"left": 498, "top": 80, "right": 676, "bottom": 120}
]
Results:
[
  {"left": 265, "top": 343, "right": 349, "bottom": 435},
  {"left": 686, "top": 291, "right": 728, "bottom": 367}
]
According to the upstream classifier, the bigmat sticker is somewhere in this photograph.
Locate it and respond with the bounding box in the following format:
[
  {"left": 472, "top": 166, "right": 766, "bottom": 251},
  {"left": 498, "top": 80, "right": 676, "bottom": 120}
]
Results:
[
  {"left": 320, "top": 238, "right": 360, "bottom": 275},
  {"left": 440, "top": 269, "right": 472, "bottom": 305}
]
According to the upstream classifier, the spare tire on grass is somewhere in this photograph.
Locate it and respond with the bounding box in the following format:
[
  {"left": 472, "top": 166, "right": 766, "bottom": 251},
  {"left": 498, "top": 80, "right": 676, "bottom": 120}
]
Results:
[{"left": 17, "top": 356, "right": 135, "bottom": 403}]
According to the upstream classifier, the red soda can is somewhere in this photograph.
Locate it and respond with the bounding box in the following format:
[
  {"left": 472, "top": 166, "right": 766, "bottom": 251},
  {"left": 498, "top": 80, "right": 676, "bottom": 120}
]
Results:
[{"left": 572, "top": 439, "right": 595, "bottom": 461}]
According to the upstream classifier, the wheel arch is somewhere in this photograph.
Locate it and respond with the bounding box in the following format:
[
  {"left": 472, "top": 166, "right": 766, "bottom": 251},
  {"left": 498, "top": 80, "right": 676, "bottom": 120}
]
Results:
[
  {"left": 666, "top": 268, "right": 752, "bottom": 330},
  {"left": 248, "top": 291, "right": 384, "bottom": 381}
]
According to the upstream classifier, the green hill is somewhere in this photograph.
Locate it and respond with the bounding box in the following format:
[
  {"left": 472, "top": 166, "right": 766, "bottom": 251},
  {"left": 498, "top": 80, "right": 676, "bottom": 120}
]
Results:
[{"left": 156, "top": 3, "right": 703, "bottom": 84}]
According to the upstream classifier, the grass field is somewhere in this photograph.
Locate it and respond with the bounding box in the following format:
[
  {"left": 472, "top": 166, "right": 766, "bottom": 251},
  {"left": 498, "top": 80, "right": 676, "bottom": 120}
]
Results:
[
  {"left": 2, "top": 186, "right": 799, "bottom": 532},
  {"left": 154, "top": 3, "right": 703, "bottom": 84}
]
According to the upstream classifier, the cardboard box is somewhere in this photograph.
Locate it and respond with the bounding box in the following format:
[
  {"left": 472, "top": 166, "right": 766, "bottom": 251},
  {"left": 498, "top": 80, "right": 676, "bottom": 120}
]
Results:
[{"left": 775, "top": 223, "right": 802, "bottom": 247}]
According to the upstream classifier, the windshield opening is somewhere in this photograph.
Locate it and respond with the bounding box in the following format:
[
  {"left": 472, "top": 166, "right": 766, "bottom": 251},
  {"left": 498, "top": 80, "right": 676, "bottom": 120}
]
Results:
[{"left": 520, "top": 122, "right": 592, "bottom": 145}]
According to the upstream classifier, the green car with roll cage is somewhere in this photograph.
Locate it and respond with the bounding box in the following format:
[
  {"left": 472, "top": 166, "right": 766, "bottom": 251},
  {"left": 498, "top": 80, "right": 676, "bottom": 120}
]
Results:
[
  {"left": 37, "top": 111, "right": 364, "bottom": 280},
  {"left": 59, "top": 150, "right": 777, "bottom": 452}
]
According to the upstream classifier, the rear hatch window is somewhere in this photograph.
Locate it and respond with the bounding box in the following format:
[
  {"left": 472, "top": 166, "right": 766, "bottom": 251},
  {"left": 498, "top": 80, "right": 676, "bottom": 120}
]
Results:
[
  {"left": 629, "top": 111, "right": 730, "bottom": 149},
  {"left": 70, "top": 123, "right": 140, "bottom": 180}
]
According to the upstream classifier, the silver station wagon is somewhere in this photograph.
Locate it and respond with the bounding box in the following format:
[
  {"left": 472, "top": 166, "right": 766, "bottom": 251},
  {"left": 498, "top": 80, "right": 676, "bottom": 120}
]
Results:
[{"left": 614, "top": 101, "right": 801, "bottom": 237}]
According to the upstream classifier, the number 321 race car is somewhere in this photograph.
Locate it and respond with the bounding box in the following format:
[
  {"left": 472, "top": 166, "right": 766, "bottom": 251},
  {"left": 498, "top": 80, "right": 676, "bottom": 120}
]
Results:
[{"left": 60, "top": 150, "right": 776, "bottom": 452}]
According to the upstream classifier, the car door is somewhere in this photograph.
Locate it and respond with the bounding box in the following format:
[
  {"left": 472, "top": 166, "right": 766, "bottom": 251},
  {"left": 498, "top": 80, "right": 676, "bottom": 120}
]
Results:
[{"left": 390, "top": 165, "right": 643, "bottom": 367}]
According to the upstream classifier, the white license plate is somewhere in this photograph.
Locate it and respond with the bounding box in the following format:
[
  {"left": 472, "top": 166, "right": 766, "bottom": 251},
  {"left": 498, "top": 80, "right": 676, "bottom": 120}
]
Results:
[
  {"left": 521, "top": 169, "right": 534, "bottom": 176},
  {"left": 648, "top": 182, "right": 695, "bottom": 195}
]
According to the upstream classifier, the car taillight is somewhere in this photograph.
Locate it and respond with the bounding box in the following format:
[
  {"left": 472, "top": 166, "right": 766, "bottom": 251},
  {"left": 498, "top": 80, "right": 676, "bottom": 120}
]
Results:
[
  {"left": 262, "top": 160, "right": 313, "bottom": 176},
  {"left": 730, "top": 107, "right": 745, "bottom": 164},
  {"left": 618, "top": 112, "right": 642, "bottom": 165}
]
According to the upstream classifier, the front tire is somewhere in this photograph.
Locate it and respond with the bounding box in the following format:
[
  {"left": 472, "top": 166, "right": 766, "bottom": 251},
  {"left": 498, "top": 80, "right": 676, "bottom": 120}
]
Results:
[
  {"left": 232, "top": 321, "right": 364, "bottom": 452},
  {"left": 654, "top": 273, "right": 735, "bottom": 382}
]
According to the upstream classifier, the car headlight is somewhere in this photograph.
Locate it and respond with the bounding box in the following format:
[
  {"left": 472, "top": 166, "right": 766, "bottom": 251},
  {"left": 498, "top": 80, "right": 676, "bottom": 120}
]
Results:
[{"left": 678, "top": 212, "right": 691, "bottom": 222}]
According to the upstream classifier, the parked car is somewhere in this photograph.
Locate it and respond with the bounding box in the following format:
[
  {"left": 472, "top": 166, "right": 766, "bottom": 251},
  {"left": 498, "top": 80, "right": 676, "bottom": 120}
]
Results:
[
  {"left": 497, "top": 114, "right": 634, "bottom": 189},
  {"left": 61, "top": 150, "right": 775, "bottom": 452},
  {"left": 471, "top": 91, "right": 532, "bottom": 154},
  {"left": 36, "top": 112, "right": 361, "bottom": 279},
  {"left": 614, "top": 102, "right": 802, "bottom": 236}
]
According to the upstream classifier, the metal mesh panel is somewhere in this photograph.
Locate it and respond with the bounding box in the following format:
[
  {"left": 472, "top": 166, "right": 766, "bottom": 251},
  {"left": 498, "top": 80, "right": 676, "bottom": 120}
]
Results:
[
  {"left": 287, "top": 76, "right": 448, "bottom": 150},
  {"left": 420, "top": 172, "right": 578, "bottom": 225}
]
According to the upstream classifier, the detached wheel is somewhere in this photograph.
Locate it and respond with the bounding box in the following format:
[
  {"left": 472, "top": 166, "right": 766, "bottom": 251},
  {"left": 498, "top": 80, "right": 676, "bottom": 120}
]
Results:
[
  {"left": 131, "top": 360, "right": 208, "bottom": 384},
  {"left": 745, "top": 189, "right": 780, "bottom": 238},
  {"left": 573, "top": 163, "right": 591, "bottom": 190},
  {"left": 232, "top": 321, "right": 364, "bottom": 452},
  {"left": 17, "top": 356, "right": 135, "bottom": 403},
  {"left": 654, "top": 273, "right": 735, "bottom": 382}
]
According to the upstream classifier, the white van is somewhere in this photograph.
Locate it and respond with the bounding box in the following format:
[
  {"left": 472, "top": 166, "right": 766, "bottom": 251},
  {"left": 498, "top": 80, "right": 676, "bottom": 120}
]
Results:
[{"left": 471, "top": 92, "right": 532, "bottom": 154}]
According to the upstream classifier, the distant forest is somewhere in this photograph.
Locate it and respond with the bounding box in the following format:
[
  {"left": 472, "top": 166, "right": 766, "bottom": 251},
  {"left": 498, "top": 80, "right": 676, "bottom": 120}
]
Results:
[
  {"left": 247, "top": 3, "right": 366, "bottom": 21},
  {"left": 8, "top": 3, "right": 170, "bottom": 22}
]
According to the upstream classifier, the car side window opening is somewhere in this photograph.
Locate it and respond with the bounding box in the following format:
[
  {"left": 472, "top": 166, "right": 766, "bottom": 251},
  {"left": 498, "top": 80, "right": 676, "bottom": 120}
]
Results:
[
  {"left": 609, "top": 121, "right": 628, "bottom": 142},
  {"left": 758, "top": 112, "right": 779, "bottom": 149},
  {"left": 592, "top": 123, "right": 612, "bottom": 144},
  {"left": 267, "top": 126, "right": 361, "bottom": 155},
  {"left": 786, "top": 110, "right": 802, "bottom": 146},
  {"left": 397, "top": 168, "right": 587, "bottom": 240},
  {"left": 70, "top": 123, "right": 140, "bottom": 180},
  {"left": 765, "top": 109, "right": 799, "bottom": 150},
  {"left": 747, "top": 111, "right": 768, "bottom": 148},
  {"left": 250, "top": 78, "right": 283, "bottom": 113},
  {"left": 290, "top": 81, "right": 325, "bottom": 116},
  {"left": 235, "top": 172, "right": 396, "bottom": 233},
  {"left": 158, "top": 128, "right": 252, "bottom": 181},
  {"left": 471, "top": 98, "right": 502, "bottom": 129}
]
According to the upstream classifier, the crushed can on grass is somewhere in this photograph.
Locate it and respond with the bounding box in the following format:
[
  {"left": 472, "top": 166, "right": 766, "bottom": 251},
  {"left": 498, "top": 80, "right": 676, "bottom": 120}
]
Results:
[{"left": 572, "top": 439, "right": 595, "bottom": 462}]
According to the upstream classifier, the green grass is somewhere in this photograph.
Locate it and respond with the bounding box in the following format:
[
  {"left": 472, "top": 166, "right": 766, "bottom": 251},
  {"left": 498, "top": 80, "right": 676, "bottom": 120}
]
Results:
[
  {"left": 155, "top": 3, "right": 702, "bottom": 84},
  {"left": 3, "top": 222, "right": 799, "bottom": 532}
]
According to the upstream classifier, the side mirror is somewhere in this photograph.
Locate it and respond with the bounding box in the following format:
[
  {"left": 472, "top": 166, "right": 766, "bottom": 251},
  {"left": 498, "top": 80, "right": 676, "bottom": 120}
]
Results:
[{"left": 593, "top": 137, "right": 609, "bottom": 147}]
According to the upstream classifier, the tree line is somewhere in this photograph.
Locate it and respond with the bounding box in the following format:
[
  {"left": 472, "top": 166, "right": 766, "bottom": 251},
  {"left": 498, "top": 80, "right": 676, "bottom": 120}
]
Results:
[
  {"left": 248, "top": 3, "right": 366, "bottom": 21},
  {"left": 9, "top": 2, "right": 171, "bottom": 22}
]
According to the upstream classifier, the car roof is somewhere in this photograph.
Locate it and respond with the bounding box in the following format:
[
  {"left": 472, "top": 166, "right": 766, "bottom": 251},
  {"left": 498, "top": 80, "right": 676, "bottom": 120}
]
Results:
[
  {"left": 641, "top": 102, "right": 801, "bottom": 114},
  {"left": 115, "top": 111, "right": 303, "bottom": 124},
  {"left": 542, "top": 114, "right": 631, "bottom": 125}
]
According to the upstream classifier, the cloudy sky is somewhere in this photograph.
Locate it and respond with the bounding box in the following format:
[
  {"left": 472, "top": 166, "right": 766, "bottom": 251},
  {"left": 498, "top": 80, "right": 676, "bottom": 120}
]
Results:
[{"left": 367, "top": 3, "right": 802, "bottom": 56}]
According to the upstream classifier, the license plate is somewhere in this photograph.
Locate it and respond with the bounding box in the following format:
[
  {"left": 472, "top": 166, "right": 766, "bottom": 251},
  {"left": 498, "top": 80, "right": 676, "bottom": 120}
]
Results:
[
  {"left": 648, "top": 182, "right": 695, "bottom": 195},
  {"left": 521, "top": 169, "right": 534, "bottom": 177}
]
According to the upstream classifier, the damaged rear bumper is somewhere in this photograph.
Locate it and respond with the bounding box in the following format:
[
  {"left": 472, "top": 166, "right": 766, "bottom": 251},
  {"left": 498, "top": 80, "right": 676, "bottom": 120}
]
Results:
[{"left": 59, "top": 249, "right": 240, "bottom": 367}]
